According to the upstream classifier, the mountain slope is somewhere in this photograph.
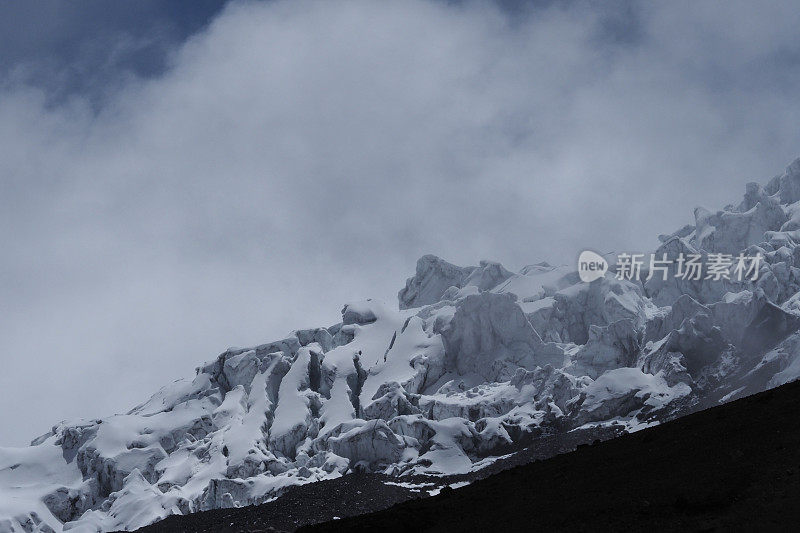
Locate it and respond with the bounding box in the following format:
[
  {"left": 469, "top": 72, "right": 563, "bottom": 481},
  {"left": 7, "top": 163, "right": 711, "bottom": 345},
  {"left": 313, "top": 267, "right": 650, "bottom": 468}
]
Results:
[
  {"left": 305, "top": 377, "right": 800, "bottom": 533},
  {"left": 131, "top": 425, "right": 619, "bottom": 532},
  {"left": 5, "top": 158, "right": 800, "bottom": 532}
]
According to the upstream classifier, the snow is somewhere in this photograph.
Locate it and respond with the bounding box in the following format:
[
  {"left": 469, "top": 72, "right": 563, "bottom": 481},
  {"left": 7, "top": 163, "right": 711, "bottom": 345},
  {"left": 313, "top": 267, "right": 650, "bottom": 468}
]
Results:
[
  {"left": 72, "top": 470, "right": 179, "bottom": 532},
  {"left": 383, "top": 481, "right": 435, "bottom": 492},
  {"left": 580, "top": 368, "right": 690, "bottom": 413},
  {"left": 427, "top": 480, "right": 471, "bottom": 496},
  {"left": 518, "top": 297, "right": 555, "bottom": 315},
  {"left": 766, "top": 332, "right": 800, "bottom": 388},
  {"left": 319, "top": 300, "right": 412, "bottom": 435},
  {"left": 0, "top": 437, "right": 83, "bottom": 532},
  {"left": 7, "top": 158, "right": 800, "bottom": 531},
  {"left": 720, "top": 387, "right": 746, "bottom": 403},
  {"left": 492, "top": 264, "right": 574, "bottom": 302},
  {"left": 270, "top": 347, "right": 314, "bottom": 450},
  {"left": 359, "top": 315, "right": 443, "bottom": 403}
]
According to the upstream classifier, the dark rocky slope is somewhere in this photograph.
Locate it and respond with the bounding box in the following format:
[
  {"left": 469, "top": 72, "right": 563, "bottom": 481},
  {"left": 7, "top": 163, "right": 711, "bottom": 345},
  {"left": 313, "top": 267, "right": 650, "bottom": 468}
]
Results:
[{"left": 306, "top": 379, "right": 800, "bottom": 533}]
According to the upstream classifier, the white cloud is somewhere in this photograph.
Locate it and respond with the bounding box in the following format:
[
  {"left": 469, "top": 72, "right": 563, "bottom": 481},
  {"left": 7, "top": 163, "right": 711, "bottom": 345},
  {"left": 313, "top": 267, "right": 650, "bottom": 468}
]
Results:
[{"left": 3, "top": 0, "right": 800, "bottom": 444}]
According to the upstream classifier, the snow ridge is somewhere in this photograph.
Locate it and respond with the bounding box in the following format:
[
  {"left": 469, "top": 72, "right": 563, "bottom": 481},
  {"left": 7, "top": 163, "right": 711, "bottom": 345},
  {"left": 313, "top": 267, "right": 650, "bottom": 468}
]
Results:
[{"left": 6, "top": 159, "right": 800, "bottom": 531}]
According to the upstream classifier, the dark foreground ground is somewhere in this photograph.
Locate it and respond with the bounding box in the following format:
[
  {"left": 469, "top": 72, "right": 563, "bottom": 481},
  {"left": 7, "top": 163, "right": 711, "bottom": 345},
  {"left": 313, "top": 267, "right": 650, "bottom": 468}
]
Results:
[{"left": 136, "top": 379, "right": 800, "bottom": 532}]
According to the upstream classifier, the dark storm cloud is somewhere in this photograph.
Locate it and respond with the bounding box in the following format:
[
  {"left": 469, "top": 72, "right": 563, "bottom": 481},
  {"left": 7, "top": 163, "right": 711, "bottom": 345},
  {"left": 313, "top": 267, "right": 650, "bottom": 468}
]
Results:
[{"left": 2, "top": 0, "right": 800, "bottom": 445}]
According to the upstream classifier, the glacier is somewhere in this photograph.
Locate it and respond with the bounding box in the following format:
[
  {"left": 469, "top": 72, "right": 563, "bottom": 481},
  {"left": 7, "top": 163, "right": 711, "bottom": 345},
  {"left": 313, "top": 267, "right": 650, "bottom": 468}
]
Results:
[{"left": 6, "top": 159, "right": 800, "bottom": 532}]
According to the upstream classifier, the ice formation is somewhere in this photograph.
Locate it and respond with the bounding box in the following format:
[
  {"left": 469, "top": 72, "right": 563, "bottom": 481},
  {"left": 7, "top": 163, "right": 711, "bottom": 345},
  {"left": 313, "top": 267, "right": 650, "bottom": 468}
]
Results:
[{"left": 5, "top": 159, "right": 800, "bottom": 532}]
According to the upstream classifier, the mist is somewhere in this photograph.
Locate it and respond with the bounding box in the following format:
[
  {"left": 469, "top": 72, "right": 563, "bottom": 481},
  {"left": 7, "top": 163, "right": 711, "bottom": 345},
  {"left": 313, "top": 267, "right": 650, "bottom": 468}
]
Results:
[{"left": 3, "top": 0, "right": 800, "bottom": 445}]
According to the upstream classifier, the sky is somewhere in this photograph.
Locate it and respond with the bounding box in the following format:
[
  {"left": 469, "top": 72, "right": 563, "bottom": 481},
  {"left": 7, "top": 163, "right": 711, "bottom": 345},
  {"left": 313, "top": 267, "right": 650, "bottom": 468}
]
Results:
[{"left": 2, "top": 0, "right": 800, "bottom": 445}]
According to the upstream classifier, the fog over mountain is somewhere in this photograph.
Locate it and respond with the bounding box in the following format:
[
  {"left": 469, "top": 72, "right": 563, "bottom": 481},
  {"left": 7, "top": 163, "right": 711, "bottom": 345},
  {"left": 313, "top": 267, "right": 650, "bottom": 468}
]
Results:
[{"left": 3, "top": 0, "right": 800, "bottom": 453}]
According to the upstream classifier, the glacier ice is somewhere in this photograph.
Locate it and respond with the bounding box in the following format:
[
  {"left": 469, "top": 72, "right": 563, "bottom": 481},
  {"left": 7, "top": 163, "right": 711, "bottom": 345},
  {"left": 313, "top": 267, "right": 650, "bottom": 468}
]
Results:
[{"left": 7, "top": 159, "right": 800, "bottom": 531}]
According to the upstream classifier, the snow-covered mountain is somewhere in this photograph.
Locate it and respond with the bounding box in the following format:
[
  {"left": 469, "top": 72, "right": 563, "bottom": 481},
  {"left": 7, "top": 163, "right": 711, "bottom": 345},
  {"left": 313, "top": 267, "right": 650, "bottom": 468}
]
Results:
[{"left": 5, "top": 159, "right": 800, "bottom": 533}]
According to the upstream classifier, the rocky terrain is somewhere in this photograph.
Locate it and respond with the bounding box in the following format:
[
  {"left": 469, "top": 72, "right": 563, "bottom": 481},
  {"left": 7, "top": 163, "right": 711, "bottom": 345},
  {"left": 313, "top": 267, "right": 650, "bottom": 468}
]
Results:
[
  {"left": 130, "top": 425, "right": 618, "bottom": 533},
  {"left": 304, "top": 376, "right": 800, "bottom": 532},
  {"left": 5, "top": 158, "right": 800, "bottom": 532}
]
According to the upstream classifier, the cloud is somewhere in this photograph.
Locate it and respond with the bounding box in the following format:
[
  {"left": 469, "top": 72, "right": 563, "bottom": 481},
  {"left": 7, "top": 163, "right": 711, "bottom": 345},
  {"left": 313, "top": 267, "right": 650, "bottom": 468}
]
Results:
[
  {"left": 0, "top": 0, "right": 228, "bottom": 106},
  {"left": 2, "top": 0, "right": 800, "bottom": 444}
]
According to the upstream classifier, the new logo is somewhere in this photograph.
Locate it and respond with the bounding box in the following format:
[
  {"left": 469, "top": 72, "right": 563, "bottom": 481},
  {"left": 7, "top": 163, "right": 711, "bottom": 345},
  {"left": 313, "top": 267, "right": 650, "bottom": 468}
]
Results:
[{"left": 578, "top": 250, "right": 608, "bottom": 282}]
